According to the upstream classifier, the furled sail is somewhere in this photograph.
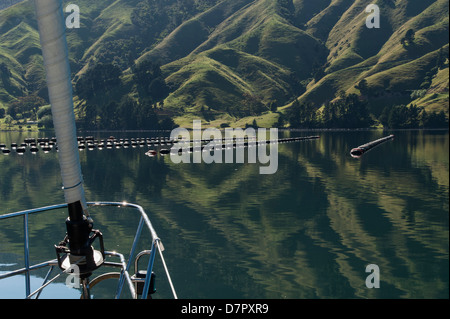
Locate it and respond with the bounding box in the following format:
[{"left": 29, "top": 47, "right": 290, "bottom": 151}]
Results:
[{"left": 34, "top": 0, "right": 87, "bottom": 212}]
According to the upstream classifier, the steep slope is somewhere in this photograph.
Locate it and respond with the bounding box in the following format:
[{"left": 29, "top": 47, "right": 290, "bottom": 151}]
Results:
[
  {"left": 137, "top": 0, "right": 255, "bottom": 65},
  {"left": 143, "top": 0, "right": 327, "bottom": 114},
  {"left": 0, "top": 0, "right": 448, "bottom": 127},
  {"left": 0, "top": 1, "right": 40, "bottom": 106},
  {"left": 138, "top": 0, "right": 448, "bottom": 124},
  {"left": 0, "top": 0, "right": 138, "bottom": 106},
  {"left": 295, "top": 0, "right": 448, "bottom": 116},
  {"left": 163, "top": 46, "right": 297, "bottom": 112}
]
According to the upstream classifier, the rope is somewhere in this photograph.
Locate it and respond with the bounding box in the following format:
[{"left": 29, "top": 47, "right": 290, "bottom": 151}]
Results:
[
  {"left": 156, "top": 240, "right": 178, "bottom": 299},
  {"left": 26, "top": 255, "right": 86, "bottom": 299}
]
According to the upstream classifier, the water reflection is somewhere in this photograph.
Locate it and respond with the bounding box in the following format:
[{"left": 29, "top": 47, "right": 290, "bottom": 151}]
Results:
[{"left": 0, "top": 130, "right": 448, "bottom": 298}]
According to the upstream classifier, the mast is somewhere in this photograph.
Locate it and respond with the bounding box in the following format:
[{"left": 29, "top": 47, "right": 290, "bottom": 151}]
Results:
[
  {"left": 34, "top": 0, "right": 103, "bottom": 291},
  {"left": 34, "top": 0, "right": 86, "bottom": 212}
]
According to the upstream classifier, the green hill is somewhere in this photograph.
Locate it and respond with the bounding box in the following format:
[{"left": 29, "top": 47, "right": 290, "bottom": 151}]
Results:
[
  {"left": 0, "top": 0, "right": 448, "bottom": 129},
  {"left": 294, "top": 0, "right": 449, "bottom": 116}
]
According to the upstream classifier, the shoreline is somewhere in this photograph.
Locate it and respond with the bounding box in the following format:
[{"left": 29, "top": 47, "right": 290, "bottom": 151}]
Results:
[{"left": 1, "top": 127, "right": 449, "bottom": 134}]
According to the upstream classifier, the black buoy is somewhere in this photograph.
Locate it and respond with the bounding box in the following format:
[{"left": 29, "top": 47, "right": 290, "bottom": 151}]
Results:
[
  {"left": 16, "top": 147, "right": 26, "bottom": 154},
  {"left": 350, "top": 135, "right": 394, "bottom": 158},
  {"left": 42, "top": 145, "right": 52, "bottom": 152},
  {"left": 160, "top": 148, "right": 170, "bottom": 155},
  {"left": 2, "top": 148, "right": 11, "bottom": 155}
]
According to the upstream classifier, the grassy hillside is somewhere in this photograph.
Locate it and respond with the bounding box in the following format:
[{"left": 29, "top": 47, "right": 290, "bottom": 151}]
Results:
[
  {"left": 143, "top": 0, "right": 328, "bottom": 124},
  {"left": 0, "top": 0, "right": 448, "bottom": 129},
  {"left": 294, "top": 0, "right": 449, "bottom": 118}
]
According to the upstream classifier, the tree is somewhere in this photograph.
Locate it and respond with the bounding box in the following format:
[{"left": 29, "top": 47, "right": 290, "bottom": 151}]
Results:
[
  {"left": 407, "top": 104, "right": 420, "bottom": 128},
  {"left": 98, "top": 101, "right": 119, "bottom": 129},
  {"left": 75, "top": 63, "right": 121, "bottom": 100},
  {"left": 423, "top": 110, "right": 448, "bottom": 128},
  {"left": 115, "top": 97, "right": 137, "bottom": 129},
  {"left": 311, "top": 62, "right": 325, "bottom": 82},
  {"left": 7, "top": 103, "right": 17, "bottom": 119},
  {"left": 0, "top": 63, "right": 11, "bottom": 77},
  {"left": 387, "top": 105, "right": 404, "bottom": 128},
  {"left": 288, "top": 99, "right": 301, "bottom": 127},
  {"left": 276, "top": 113, "right": 285, "bottom": 127},
  {"left": 337, "top": 93, "right": 372, "bottom": 128},
  {"left": 355, "top": 79, "right": 369, "bottom": 95},
  {"left": 38, "top": 114, "right": 53, "bottom": 129},
  {"left": 7, "top": 95, "right": 46, "bottom": 119},
  {"left": 270, "top": 100, "right": 278, "bottom": 112},
  {"left": 436, "top": 47, "right": 447, "bottom": 69},
  {"left": 405, "top": 29, "right": 415, "bottom": 43},
  {"left": 401, "top": 29, "right": 415, "bottom": 47},
  {"left": 242, "top": 93, "right": 266, "bottom": 115},
  {"left": 159, "top": 117, "right": 177, "bottom": 130},
  {"left": 136, "top": 100, "right": 160, "bottom": 130},
  {"left": 302, "top": 102, "right": 316, "bottom": 127},
  {"left": 4, "top": 115, "right": 13, "bottom": 127},
  {"left": 378, "top": 106, "right": 390, "bottom": 127},
  {"left": 322, "top": 102, "right": 334, "bottom": 127},
  {"left": 132, "top": 60, "right": 169, "bottom": 102},
  {"left": 287, "top": 99, "right": 318, "bottom": 128},
  {"left": 149, "top": 77, "right": 169, "bottom": 101},
  {"left": 201, "top": 105, "right": 214, "bottom": 121},
  {"left": 318, "top": 92, "right": 372, "bottom": 128}
]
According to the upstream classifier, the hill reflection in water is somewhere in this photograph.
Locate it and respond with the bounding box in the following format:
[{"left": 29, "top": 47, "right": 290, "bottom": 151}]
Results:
[{"left": 0, "top": 130, "right": 448, "bottom": 299}]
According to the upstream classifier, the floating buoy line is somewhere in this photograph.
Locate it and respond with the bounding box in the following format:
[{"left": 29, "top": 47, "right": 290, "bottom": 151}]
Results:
[
  {"left": 1, "top": 137, "right": 57, "bottom": 155},
  {"left": 1, "top": 135, "right": 320, "bottom": 156},
  {"left": 350, "top": 134, "right": 394, "bottom": 158},
  {"left": 153, "top": 135, "right": 321, "bottom": 156}
]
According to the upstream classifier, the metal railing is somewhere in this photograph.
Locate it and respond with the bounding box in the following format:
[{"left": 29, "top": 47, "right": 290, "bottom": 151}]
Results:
[{"left": 0, "top": 201, "right": 177, "bottom": 299}]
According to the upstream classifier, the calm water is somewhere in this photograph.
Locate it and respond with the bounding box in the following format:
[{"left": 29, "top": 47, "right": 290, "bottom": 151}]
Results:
[{"left": 0, "top": 129, "right": 448, "bottom": 299}]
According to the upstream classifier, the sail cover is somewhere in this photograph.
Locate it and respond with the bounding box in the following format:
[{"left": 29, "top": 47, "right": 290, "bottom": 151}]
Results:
[{"left": 34, "top": 0, "right": 87, "bottom": 211}]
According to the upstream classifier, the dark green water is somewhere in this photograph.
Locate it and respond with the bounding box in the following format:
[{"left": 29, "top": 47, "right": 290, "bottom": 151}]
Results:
[{"left": 0, "top": 130, "right": 448, "bottom": 299}]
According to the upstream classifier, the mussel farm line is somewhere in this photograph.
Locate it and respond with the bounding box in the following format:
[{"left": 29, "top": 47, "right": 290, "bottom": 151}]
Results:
[
  {"left": 1, "top": 135, "right": 320, "bottom": 156},
  {"left": 160, "top": 135, "right": 320, "bottom": 156},
  {"left": 1, "top": 137, "right": 58, "bottom": 155},
  {"left": 350, "top": 134, "right": 395, "bottom": 158}
]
